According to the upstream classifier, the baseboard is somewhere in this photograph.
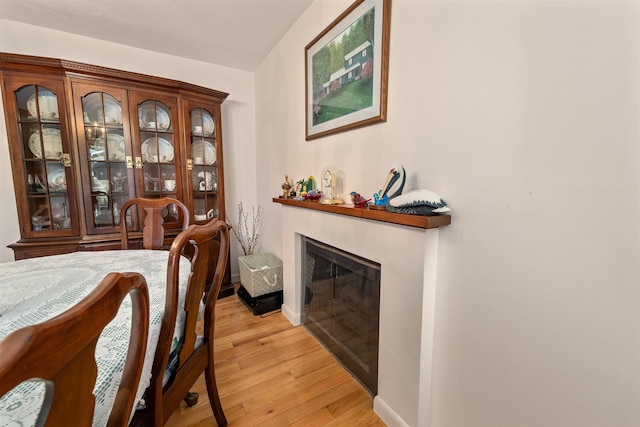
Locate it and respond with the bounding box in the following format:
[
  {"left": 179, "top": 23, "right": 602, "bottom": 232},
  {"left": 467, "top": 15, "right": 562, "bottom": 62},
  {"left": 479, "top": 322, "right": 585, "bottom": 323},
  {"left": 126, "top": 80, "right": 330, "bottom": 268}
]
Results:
[
  {"left": 281, "top": 303, "right": 300, "bottom": 326},
  {"left": 374, "top": 396, "right": 410, "bottom": 427},
  {"left": 231, "top": 272, "right": 240, "bottom": 284}
]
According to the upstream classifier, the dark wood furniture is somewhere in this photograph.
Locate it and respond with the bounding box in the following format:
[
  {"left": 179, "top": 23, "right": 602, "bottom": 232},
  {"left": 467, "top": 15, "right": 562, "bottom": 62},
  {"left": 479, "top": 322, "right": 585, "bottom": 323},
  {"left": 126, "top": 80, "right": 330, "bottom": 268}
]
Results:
[
  {"left": 135, "top": 218, "right": 229, "bottom": 426},
  {"left": 120, "top": 197, "right": 189, "bottom": 250},
  {"left": 0, "top": 52, "right": 232, "bottom": 297},
  {"left": 0, "top": 271, "right": 150, "bottom": 427}
]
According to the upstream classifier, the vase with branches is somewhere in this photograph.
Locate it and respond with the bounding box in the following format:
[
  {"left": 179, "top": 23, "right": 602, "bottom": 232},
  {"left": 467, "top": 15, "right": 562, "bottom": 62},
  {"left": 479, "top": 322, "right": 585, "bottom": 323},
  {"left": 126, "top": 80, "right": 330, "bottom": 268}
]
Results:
[{"left": 227, "top": 202, "right": 262, "bottom": 256}]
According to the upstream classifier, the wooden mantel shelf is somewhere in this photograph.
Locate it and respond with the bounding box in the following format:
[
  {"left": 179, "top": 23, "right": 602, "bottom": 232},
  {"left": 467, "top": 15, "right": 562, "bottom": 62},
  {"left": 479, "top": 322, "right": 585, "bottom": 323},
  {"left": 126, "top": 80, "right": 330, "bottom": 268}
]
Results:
[{"left": 273, "top": 198, "right": 451, "bottom": 229}]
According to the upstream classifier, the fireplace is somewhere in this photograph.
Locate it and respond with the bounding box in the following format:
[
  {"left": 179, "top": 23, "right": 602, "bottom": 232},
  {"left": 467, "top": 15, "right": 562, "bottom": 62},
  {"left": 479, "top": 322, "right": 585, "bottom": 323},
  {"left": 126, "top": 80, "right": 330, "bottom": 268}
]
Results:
[
  {"left": 276, "top": 199, "right": 448, "bottom": 427},
  {"left": 302, "top": 236, "right": 381, "bottom": 395}
]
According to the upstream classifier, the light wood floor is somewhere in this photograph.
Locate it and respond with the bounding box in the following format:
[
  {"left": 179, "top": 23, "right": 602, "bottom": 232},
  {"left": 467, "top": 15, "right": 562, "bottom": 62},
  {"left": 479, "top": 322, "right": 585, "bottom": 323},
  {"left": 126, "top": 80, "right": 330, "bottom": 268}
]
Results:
[{"left": 164, "top": 294, "right": 386, "bottom": 427}]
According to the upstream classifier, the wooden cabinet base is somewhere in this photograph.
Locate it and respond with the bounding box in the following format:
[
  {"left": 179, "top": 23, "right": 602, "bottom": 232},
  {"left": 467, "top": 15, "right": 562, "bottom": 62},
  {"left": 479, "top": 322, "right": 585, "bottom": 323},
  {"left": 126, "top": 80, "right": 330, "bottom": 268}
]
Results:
[{"left": 9, "top": 241, "right": 78, "bottom": 260}]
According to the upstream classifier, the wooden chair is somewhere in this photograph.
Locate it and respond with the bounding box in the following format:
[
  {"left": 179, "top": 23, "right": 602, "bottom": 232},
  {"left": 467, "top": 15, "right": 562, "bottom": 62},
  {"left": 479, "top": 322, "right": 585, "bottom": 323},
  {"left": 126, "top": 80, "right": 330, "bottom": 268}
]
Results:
[
  {"left": 138, "top": 218, "right": 229, "bottom": 426},
  {"left": 120, "top": 197, "right": 190, "bottom": 250},
  {"left": 0, "top": 272, "right": 150, "bottom": 427}
]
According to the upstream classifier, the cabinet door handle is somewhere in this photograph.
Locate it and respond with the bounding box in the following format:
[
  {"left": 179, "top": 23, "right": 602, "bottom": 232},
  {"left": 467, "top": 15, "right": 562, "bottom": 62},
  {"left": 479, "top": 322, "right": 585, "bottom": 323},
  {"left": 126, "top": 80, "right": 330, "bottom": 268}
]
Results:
[
  {"left": 135, "top": 157, "right": 143, "bottom": 169},
  {"left": 61, "top": 153, "right": 71, "bottom": 167},
  {"left": 187, "top": 159, "right": 193, "bottom": 171},
  {"left": 126, "top": 156, "right": 134, "bottom": 169}
]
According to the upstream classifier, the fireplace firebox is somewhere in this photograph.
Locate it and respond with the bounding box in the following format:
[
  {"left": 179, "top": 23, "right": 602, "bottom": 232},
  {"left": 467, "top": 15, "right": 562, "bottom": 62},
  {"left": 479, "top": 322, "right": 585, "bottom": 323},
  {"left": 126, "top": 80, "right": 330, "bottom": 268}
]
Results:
[{"left": 302, "top": 236, "right": 381, "bottom": 395}]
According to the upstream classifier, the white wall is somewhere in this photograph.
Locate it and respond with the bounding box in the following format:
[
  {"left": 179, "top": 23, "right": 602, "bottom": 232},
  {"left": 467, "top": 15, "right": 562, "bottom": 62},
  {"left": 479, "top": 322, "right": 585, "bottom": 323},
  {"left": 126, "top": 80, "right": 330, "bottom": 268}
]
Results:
[
  {"left": 1, "top": 1, "right": 639, "bottom": 425},
  {"left": 255, "top": 1, "right": 640, "bottom": 426},
  {"left": 0, "top": 19, "right": 258, "bottom": 276}
]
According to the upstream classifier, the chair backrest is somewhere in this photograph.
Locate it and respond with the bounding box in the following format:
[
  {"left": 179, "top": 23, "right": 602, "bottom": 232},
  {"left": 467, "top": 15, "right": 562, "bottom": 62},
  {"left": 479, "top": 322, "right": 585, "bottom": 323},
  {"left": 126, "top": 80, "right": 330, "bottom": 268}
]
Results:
[
  {"left": 0, "top": 272, "right": 150, "bottom": 427},
  {"left": 145, "top": 218, "right": 229, "bottom": 426},
  {"left": 119, "top": 197, "right": 189, "bottom": 250}
]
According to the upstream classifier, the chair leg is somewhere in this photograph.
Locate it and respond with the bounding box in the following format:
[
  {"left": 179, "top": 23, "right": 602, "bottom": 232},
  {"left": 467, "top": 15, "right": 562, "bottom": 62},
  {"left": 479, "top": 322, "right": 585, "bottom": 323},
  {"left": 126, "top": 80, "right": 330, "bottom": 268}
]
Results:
[
  {"left": 204, "top": 362, "right": 227, "bottom": 427},
  {"left": 183, "top": 391, "right": 199, "bottom": 407},
  {"left": 145, "top": 384, "right": 164, "bottom": 427}
]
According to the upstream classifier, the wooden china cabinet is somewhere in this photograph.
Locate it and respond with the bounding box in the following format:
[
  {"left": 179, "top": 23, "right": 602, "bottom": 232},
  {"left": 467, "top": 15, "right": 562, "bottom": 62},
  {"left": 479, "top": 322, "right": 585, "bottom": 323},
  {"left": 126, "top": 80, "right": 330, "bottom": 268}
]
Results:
[{"left": 0, "top": 53, "right": 232, "bottom": 297}]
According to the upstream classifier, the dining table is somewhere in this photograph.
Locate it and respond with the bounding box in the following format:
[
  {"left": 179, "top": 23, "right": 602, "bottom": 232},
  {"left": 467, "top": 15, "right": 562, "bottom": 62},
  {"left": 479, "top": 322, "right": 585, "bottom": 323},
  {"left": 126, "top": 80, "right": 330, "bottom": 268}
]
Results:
[{"left": 0, "top": 249, "right": 191, "bottom": 427}]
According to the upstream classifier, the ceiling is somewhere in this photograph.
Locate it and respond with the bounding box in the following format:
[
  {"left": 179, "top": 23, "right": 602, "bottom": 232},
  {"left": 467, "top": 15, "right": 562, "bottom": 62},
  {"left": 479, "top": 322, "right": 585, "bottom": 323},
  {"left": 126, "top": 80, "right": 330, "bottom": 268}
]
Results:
[{"left": 0, "top": 0, "right": 313, "bottom": 72}]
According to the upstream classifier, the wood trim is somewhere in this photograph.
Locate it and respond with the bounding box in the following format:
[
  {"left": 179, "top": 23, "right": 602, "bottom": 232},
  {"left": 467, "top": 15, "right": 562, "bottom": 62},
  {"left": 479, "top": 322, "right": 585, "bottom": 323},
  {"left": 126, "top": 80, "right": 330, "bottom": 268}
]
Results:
[
  {"left": 0, "top": 52, "right": 230, "bottom": 101},
  {"left": 273, "top": 198, "right": 451, "bottom": 229}
]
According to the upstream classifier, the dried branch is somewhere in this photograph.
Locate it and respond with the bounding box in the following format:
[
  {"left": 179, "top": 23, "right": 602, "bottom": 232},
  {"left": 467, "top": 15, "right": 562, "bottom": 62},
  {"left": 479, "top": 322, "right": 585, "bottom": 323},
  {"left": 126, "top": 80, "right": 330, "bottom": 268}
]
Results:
[{"left": 226, "top": 202, "right": 262, "bottom": 256}]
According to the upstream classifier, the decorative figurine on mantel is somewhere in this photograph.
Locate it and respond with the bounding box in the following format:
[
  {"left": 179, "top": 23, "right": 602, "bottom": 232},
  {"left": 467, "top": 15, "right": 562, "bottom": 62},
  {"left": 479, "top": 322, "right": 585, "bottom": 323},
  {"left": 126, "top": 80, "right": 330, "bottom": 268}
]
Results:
[
  {"left": 294, "top": 179, "right": 306, "bottom": 199},
  {"left": 304, "top": 176, "right": 316, "bottom": 195},
  {"left": 304, "top": 188, "right": 322, "bottom": 201},
  {"left": 281, "top": 175, "right": 292, "bottom": 198},
  {"left": 371, "top": 163, "right": 406, "bottom": 209},
  {"left": 387, "top": 189, "right": 451, "bottom": 215},
  {"left": 350, "top": 192, "right": 371, "bottom": 208},
  {"left": 319, "top": 166, "right": 344, "bottom": 205}
]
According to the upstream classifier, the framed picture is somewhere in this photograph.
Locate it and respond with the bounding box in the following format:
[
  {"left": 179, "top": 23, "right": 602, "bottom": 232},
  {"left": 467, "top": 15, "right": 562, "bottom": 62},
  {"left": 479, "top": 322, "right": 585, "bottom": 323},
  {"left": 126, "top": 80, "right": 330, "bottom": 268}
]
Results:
[{"left": 305, "top": 0, "right": 391, "bottom": 140}]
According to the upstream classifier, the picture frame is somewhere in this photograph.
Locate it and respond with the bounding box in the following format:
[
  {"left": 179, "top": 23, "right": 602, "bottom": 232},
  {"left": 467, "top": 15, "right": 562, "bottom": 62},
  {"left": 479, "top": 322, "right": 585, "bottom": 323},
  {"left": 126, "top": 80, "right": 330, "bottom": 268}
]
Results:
[{"left": 305, "top": 0, "right": 391, "bottom": 140}]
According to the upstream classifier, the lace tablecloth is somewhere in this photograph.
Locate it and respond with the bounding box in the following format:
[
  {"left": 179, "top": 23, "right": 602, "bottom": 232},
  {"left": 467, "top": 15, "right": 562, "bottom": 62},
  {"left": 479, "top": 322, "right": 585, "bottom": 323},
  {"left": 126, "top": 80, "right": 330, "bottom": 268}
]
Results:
[{"left": 0, "top": 250, "right": 190, "bottom": 427}]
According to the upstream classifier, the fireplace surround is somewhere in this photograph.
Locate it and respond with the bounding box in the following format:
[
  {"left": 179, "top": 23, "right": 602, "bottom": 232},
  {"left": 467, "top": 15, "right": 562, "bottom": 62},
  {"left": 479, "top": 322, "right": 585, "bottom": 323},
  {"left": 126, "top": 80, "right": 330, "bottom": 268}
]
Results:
[{"left": 275, "top": 198, "right": 449, "bottom": 427}]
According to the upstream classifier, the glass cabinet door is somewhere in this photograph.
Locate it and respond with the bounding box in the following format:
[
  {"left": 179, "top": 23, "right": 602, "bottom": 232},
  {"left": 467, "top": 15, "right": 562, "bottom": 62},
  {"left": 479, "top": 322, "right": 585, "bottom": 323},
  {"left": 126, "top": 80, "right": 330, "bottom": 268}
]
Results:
[
  {"left": 130, "top": 91, "right": 184, "bottom": 229},
  {"left": 2, "top": 75, "right": 79, "bottom": 238},
  {"left": 185, "top": 100, "right": 224, "bottom": 223},
  {"left": 71, "top": 82, "right": 132, "bottom": 234}
]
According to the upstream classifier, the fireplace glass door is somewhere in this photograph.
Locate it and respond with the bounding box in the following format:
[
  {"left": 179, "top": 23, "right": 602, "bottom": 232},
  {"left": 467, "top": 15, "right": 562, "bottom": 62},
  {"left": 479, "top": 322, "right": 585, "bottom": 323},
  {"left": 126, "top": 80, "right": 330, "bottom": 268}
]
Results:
[{"left": 302, "top": 236, "right": 381, "bottom": 395}]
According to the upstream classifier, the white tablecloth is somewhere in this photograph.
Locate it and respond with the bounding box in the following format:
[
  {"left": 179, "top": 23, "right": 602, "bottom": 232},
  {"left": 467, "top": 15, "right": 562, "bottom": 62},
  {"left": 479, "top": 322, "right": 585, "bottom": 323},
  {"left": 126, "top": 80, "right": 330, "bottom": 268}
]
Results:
[{"left": 0, "top": 250, "right": 190, "bottom": 427}]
